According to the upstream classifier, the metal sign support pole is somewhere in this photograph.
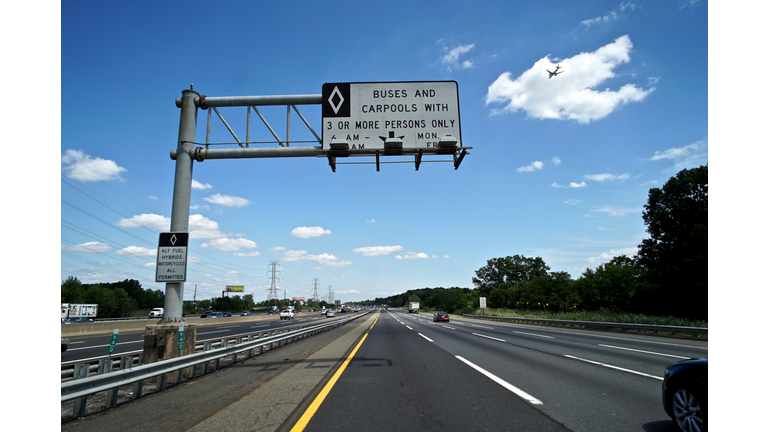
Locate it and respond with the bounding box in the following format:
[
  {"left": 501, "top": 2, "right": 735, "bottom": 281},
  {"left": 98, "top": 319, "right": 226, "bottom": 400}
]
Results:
[{"left": 163, "top": 88, "right": 199, "bottom": 323}]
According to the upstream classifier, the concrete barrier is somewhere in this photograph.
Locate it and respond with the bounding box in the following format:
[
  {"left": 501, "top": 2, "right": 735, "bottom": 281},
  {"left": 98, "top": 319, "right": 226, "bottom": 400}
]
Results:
[{"left": 60, "top": 312, "right": 319, "bottom": 337}]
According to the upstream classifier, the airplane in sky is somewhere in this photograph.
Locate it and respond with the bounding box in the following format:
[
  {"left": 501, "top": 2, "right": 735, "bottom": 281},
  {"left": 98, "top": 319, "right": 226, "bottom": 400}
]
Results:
[{"left": 547, "top": 64, "right": 564, "bottom": 79}]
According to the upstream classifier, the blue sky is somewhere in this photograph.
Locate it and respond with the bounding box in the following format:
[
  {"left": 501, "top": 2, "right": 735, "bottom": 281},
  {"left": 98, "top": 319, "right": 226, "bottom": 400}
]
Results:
[{"left": 52, "top": 1, "right": 711, "bottom": 304}]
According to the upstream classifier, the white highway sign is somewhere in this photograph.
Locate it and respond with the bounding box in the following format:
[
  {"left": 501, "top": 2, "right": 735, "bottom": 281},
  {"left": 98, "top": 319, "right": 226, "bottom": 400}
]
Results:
[{"left": 322, "top": 81, "right": 461, "bottom": 151}]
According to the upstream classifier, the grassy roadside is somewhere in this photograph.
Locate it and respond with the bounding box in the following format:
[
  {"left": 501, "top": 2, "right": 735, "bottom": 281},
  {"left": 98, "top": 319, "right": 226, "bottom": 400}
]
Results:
[{"left": 407, "top": 306, "right": 706, "bottom": 333}]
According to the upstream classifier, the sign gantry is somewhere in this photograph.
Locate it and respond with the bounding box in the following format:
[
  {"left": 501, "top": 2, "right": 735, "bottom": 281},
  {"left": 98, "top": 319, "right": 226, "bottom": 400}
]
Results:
[{"left": 172, "top": 82, "right": 470, "bottom": 172}]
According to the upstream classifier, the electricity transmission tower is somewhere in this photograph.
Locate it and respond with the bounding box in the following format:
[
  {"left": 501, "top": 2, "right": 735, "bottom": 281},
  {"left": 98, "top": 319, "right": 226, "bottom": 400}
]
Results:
[
  {"left": 327, "top": 285, "right": 334, "bottom": 305},
  {"left": 267, "top": 261, "right": 280, "bottom": 307},
  {"left": 312, "top": 278, "right": 320, "bottom": 303}
]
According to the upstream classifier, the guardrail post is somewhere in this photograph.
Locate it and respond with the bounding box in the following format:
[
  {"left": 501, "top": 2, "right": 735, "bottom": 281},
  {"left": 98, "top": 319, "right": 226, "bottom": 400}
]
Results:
[
  {"left": 133, "top": 378, "right": 143, "bottom": 400},
  {"left": 72, "top": 363, "right": 89, "bottom": 417},
  {"left": 106, "top": 360, "right": 118, "bottom": 408},
  {"left": 98, "top": 358, "right": 108, "bottom": 375},
  {"left": 157, "top": 373, "right": 166, "bottom": 391}
]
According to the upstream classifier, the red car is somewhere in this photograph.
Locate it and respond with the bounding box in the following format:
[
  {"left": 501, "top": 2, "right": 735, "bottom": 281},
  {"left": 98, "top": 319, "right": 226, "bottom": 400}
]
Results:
[{"left": 433, "top": 312, "right": 449, "bottom": 323}]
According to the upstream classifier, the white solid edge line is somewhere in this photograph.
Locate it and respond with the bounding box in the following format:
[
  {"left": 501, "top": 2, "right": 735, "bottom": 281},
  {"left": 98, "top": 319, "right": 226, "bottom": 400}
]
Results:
[
  {"left": 456, "top": 356, "right": 543, "bottom": 405},
  {"left": 564, "top": 355, "right": 664, "bottom": 380},
  {"left": 418, "top": 333, "right": 434, "bottom": 342}
]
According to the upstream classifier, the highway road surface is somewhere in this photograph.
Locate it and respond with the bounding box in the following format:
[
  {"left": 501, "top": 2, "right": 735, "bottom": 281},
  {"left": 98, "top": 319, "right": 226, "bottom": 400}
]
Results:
[{"left": 61, "top": 309, "right": 707, "bottom": 431}]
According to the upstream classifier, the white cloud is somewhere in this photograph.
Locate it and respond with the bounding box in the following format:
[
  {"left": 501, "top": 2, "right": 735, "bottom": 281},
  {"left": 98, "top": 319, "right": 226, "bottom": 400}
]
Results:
[
  {"left": 580, "top": 11, "right": 618, "bottom": 30},
  {"left": 116, "top": 213, "right": 170, "bottom": 231},
  {"left": 292, "top": 226, "right": 332, "bottom": 239},
  {"left": 517, "top": 161, "right": 544, "bottom": 172},
  {"left": 282, "top": 250, "right": 351, "bottom": 267},
  {"left": 565, "top": 199, "right": 581, "bottom": 205},
  {"left": 366, "top": 219, "right": 376, "bottom": 223},
  {"left": 649, "top": 139, "right": 708, "bottom": 169},
  {"left": 200, "top": 238, "right": 257, "bottom": 251},
  {"left": 586, "top": 247, "right": 638, "bottom": 264},
  {"left": 584, "top": 173, "right": 630, "bottom": 182},
  {"left": 485, "top": 35, "right": 654, "bottom": 124},
  {"left": 188, "top": 214, "right": 229, "bottom": 239},
  {"left": 270, "top": 246, "right": 287, "bottom": 251},
  {"left": 192, "top": 180, "right": 213, "bottom": 190},
  {"left": 61, "top": 149, "right": 127, "bottom": 182},
  {"left": 353, "top": 245, "right": 404, "bottom": 256},
  {"left": 551, "top": 182, "right": 587, "bottom": 188},
  {"left": 580, "top": 3, "right": 636, "bottom": 30},
  {"left": 115, "top": 246, "right": 156, "bottom": 256},
  {"left": 552, "top": 157, "right": 561, "bottom": 165},
  {"left": 679, "top": 0, "right": 700, "bottom": 9},
  {"left": 395, "top": 252, "right": 430, "bottom": 260},
  {"left": 115, "top": 213, "right": 229, "bottom": 239},
  {"left": 66, "top": 241, "right": 113, "bottom": 253},
  {"left": 148, "top": 196, "right": 158, "bottom": 200},
  {"left": 203, "top": 193, "right": 250, "bottom": 207},
  {"left": 233, "top": 251, "right": 261, "bottom": 257},
  {"left": 440, "top": 43, "right": 475, "bottom": 71},
  {"left": 594, "top": 207, "right": 638, "bottom": 217}
]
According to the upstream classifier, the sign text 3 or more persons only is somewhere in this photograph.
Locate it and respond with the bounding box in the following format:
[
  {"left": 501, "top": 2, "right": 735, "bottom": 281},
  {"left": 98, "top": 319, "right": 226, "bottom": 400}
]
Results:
[{"left": 322, "top": 81, "right": 461, "bottom": 150}]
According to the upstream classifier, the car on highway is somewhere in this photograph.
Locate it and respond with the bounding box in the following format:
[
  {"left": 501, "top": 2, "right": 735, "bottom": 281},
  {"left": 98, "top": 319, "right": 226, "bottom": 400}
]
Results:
[
  {"left": 433, "top": 312, "right": 450, "bottom": 323},
  {"left": 63, "top": 317, "right": 94, "bottom": 324},
  {"left": 326, "top": 310, "right": 335, "bottom": 317},
  {"left": 240, "top": 311, "right": 251, "bottom": 316},
  {"left": 222, "top": 312, "right": 232, "bottom": 317},
  {"left": 662, "top": 357, "right": 707, "bottom": 432},
  {"left": 200, "top": 311, "right": 222, "bottom": 318}
]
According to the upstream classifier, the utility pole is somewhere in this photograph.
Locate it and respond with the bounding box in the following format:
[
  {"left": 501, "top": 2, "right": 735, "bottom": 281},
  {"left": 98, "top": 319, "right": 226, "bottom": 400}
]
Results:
[{"left": 327, "top": 285, "right": 334, "bottom": 305}]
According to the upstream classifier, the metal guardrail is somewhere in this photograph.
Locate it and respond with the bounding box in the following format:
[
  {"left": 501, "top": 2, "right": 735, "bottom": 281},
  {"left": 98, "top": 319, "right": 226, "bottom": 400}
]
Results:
[
  {"left": 463, "top": 315, "right": 708, "bottom": 337},
  {"left": 61, "top": 311, "right": 371, "bottom": 417},
  {"left": 61, "top": 317, "right": 324, "bottom": 379}
]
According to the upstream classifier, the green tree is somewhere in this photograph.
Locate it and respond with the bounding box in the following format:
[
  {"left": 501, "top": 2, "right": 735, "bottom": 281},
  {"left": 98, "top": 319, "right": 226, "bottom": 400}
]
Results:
[
  {"left": 61, "top": 276, "right": 85, "bottom": 303},
  {"left": 637, "top": 165, "right": 708, "bottom": 320},
  {"left": 472, "top": 255, "right": 551, "bottom": 297}
]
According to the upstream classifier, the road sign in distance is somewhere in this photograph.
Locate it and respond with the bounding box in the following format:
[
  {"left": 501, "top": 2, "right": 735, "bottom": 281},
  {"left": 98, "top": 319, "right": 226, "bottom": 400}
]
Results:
[{"left": 322, "top": 81, "right": 461, "bottom": 151}]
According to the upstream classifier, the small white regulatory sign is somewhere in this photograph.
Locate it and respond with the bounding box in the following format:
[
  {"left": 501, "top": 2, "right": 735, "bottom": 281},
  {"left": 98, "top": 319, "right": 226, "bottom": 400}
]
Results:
[
  {"left": 155, "top": 232, "right": 189, "bottom": 282},
  {"left": 322, "top": 81, "right": 461, "bottom": 151}
]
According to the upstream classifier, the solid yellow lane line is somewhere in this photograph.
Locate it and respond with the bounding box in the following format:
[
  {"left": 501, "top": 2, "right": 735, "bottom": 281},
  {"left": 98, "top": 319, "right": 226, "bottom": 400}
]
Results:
[{"left": 290, "top": 312, "right": 380, "bottom": 432}]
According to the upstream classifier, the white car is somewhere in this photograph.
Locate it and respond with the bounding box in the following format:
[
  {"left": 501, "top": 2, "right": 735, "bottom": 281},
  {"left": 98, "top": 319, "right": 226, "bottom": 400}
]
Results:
[
  {"left": 279, "top": 309, "right": 295, "bottom": 320},
  {"left": 326, "top": 311, "right": 335, "bottom": 317}
]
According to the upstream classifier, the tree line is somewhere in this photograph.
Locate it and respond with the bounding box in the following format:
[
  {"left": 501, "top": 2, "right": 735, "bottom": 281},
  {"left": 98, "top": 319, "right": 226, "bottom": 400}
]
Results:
[
  {"left": 367, "top": 166, "right": 707, "bottom": 321},
  {"left": 61, "top": 277, "right": 165, "bottom": 318}
]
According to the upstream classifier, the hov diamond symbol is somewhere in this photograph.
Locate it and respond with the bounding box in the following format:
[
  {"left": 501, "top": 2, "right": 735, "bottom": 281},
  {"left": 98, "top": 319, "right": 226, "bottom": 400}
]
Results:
[{"left": 329, "top": 86, "right": 345, "bottom": 114}]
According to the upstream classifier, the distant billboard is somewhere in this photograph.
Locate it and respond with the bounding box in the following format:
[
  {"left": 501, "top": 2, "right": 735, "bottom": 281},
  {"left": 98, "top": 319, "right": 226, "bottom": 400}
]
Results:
[
  {"left": 226, "top": 285, "right": 244, "bottom": 292},
  {"left": 292, "top": 297, "right": 305, "bottom": 301}
]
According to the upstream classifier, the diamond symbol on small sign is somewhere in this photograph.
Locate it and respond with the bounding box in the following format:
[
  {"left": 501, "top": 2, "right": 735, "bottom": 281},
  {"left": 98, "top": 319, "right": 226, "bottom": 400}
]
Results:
[
  {"left": 329, "top": 86, "right": 344, "bottom": 115},
  {"left": 170, "top": 234, "right": 177, "bottom": 245}
]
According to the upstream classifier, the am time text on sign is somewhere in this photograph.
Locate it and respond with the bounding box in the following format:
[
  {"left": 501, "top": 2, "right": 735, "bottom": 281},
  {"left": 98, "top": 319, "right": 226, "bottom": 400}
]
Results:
[
  {"left": 155, "top": 232, "right": 189, "bottom": 283},
  {"left": 322, "top": 81, "right": 461, "bottom": 151}
]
